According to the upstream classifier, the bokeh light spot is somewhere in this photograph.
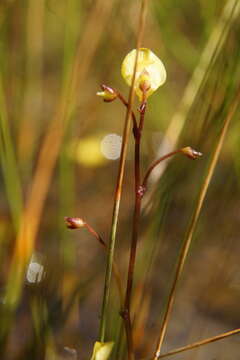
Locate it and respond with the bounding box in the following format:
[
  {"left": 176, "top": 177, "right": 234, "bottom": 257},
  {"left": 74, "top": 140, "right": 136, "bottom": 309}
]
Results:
[
  {"left": 26, "top": 261, "right": 44, "bottom": 283},
  {"left": 74, "top": 137, "right": 105, "bottom": 167},
  {"left": 100, "top": 133, "right": 122, "bottom": 160}
]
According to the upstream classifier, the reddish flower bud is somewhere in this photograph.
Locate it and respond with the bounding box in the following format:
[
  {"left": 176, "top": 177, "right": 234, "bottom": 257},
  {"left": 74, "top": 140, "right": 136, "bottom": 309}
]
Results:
[
  {"left": 96, "top": 85, "right": 117, "bottom": 102},
  {"left": 65, "top": 217, "right": 85, "bottom": 229},
  {"left": 181, "top": 147, "right": 202, "bottom": 160}
]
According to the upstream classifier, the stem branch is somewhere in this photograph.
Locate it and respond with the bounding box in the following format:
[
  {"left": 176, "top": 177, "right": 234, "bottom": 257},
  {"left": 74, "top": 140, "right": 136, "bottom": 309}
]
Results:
[{"left": 142, "top": 150, "right": 182, "bottom": 191}]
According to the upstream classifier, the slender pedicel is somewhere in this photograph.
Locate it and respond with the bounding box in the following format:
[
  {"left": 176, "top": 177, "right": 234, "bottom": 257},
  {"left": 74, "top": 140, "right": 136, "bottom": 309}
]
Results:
[
  {"left": 64, "top": 217, "right": 124, "bottom": 305},
  {"left": 142, "top": 147, "right": 202, "bottom": 193}
]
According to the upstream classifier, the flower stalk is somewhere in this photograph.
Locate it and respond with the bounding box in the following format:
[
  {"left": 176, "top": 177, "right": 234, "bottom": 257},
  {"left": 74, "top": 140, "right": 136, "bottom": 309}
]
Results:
[
  {"left": 121, "top": 137, "right": 202, "bottom": 360},
  {"left": 95, "top": 6, "right": 202, "bottom": 357},
  {"left": 121, "top": 92, "right": 147, "bottom": 360},
  {"left": 98, "top": 0, "right": 149, "bottom": 344}
]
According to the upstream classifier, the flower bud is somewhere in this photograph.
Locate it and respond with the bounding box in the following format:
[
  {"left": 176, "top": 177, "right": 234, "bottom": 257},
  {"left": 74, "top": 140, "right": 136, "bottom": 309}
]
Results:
[
  {"left": 181, "top": 147, "right": 202, "bottom": 160},
  {"left": 139, "top": 70, "right": 151, "bottom": 93},
  {"left": 121, "top": 48, "right": 167, "bottom": 100},
  {"left": 96, "top": 85, "right": 117, "bottom": 102},
  {"left": 65, "top": 217, "right": 85, "bottom": 229}
]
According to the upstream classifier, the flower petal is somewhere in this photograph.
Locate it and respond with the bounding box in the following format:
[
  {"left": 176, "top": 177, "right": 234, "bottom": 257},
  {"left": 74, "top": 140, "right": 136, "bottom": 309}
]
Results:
[{"left": 121, "top": 48, "right": 166, "bottom": 100}]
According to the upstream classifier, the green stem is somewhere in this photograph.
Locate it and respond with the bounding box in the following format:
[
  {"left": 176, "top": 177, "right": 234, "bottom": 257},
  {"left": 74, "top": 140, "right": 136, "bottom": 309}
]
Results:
[
  {"left": 99, "top": 0, "right": 148, "bottom": 342},
  {"left": 84, "top": 222, "right": 124, "bottom": 306},
  {"left": 0, "top": 76, "right": 23, "bottom": 231}
]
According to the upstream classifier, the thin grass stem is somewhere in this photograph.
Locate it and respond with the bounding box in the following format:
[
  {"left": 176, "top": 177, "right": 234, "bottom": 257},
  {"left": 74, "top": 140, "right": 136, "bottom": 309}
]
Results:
[
  {"left": 99, "top": 0, "right": 149, "bottom": 343},
  {"left": 117, "top": 92, "right": 138, "bottom": 130},
  {"left": 146, "top": 0, "right": 240, "bottom": 198},
  {"left": 153, "top": 85, "right": 240, "bottom": 359},
  {"left": 64, "top": 216, "right": 124, "bottom": 305},
  {"left": 156, "top": 327, "right": 240, "bottom": 358},
  {"left": 84, "top": 222, "right": 124, "bottom": 306},
  {"left": 0, "top": 76, "right": 23, "bottom": 231}
]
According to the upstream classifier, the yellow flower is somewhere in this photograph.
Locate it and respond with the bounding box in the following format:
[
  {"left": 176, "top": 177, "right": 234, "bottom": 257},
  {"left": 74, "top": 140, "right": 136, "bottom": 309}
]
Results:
[{"left": 121, "top": 48, "right": 166, "bottom": 100}]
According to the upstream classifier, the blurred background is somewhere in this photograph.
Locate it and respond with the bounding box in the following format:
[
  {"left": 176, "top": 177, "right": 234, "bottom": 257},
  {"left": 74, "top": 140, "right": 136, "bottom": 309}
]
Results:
[{"left": 0, "top": 0, "right": 240, "bottom": 359}]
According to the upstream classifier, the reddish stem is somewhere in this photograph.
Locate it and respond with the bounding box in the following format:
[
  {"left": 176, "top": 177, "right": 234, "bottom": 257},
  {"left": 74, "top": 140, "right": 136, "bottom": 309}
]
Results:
[
  {"left": 84, "top": 222, "right": 106, "bottom": 248},
  {"left": 142, "top": 150, "right": 182, "bottom": 191},
  {"left": 122, "top": 93, "right": 147, "bottom": 360}
]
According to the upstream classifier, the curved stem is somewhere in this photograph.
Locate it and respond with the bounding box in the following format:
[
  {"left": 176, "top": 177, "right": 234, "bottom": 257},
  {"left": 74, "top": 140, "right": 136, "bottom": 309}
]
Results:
[
  {"left": 142, "top": 150, "right": 182, "bottom": 191},
  {"left": 85, "top": 223, "right": 106, "bottom": 247}
]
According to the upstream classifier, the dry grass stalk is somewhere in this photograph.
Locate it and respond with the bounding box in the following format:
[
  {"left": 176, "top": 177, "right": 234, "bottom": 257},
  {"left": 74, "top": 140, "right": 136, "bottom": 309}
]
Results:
[{"left": 153, "top": 85, "right": 240, "bottom": 359}]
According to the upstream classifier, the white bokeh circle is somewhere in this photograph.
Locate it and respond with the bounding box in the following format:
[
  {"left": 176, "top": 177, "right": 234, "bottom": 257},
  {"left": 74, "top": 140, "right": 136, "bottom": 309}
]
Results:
[{"left": 100, "top": 133, "right": 122, "bottom": 160}]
